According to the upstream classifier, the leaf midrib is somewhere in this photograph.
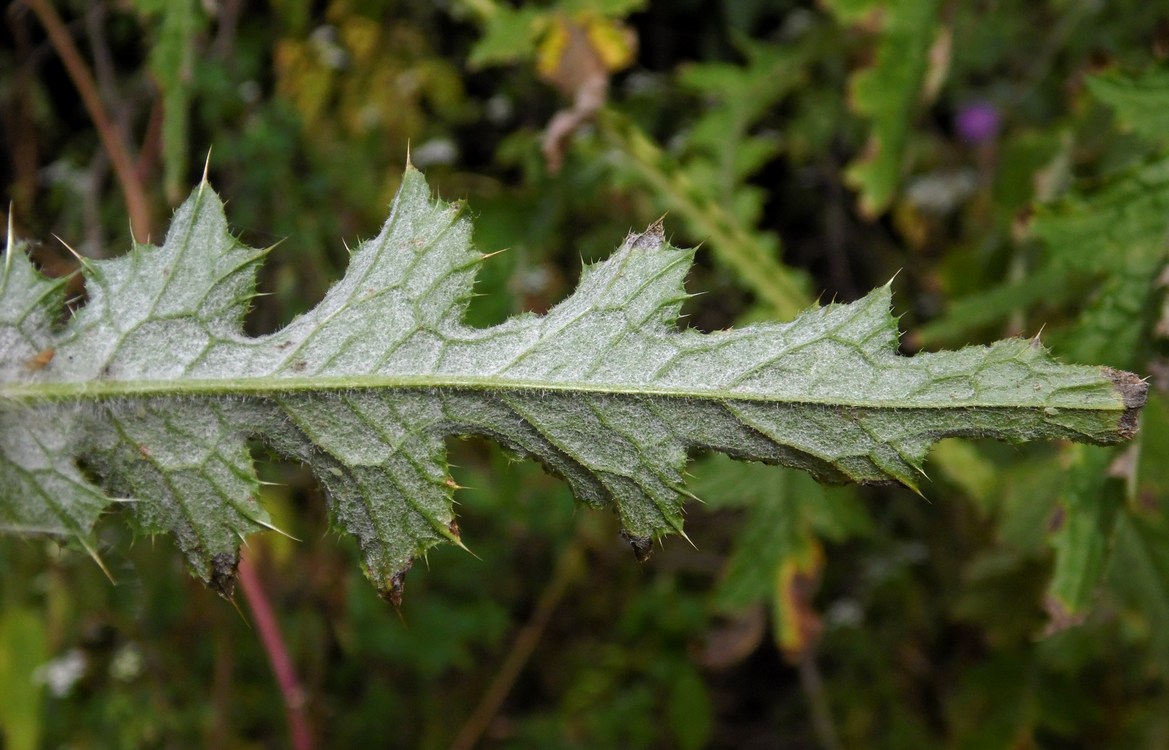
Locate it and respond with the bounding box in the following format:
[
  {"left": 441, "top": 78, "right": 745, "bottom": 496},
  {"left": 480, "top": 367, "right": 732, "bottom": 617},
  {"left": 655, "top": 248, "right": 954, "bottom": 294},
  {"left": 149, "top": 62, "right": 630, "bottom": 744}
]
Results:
[{"left": 0, "top": 373, "right": 1122, "bottom": 411}]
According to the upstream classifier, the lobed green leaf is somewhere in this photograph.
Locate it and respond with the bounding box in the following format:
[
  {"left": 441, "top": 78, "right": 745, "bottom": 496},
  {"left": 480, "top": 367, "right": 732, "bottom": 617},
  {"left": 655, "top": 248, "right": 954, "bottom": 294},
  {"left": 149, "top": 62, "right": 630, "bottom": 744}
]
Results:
[{"left": 0, "top": 169, "right": 1146, "bottom": 600}]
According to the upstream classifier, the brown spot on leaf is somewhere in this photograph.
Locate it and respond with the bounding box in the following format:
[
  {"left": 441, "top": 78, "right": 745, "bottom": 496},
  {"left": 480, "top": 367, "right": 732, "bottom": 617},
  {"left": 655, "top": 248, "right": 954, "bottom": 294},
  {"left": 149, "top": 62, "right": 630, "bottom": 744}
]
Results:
[
  {"left": 448, "top": 519, "right": 461, "bottom": 538},
  {"left": 25, "top": 347, "right": 54, "bottom": 370},
  {"left": 291, "top": 360, "right": 307, "bottom": 373}
]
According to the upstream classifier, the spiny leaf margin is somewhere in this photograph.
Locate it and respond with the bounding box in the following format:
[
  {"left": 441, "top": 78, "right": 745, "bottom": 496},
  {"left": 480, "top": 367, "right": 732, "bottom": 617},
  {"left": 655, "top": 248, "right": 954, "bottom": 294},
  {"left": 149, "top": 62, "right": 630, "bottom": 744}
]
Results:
[{"left": 0, "top": 168, "right": 1147, "bottom": 601}]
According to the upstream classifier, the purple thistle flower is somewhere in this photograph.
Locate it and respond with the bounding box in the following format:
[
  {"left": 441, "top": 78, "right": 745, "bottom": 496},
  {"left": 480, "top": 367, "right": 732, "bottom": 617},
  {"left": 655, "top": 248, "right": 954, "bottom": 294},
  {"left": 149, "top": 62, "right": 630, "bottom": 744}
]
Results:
[{"left": 955, "top": 101, "right": 1001, "bottom": 145}]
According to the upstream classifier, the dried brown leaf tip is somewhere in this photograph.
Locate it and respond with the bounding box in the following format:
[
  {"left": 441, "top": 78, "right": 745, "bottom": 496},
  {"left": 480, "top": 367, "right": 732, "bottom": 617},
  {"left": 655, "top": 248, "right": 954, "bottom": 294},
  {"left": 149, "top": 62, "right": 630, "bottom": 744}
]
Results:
[
  {"left": 629, "top": 217, "right": 666, "bottom": 251},
  {"left": 621, "top": 530, "right": 654, "bottom": 563},
  {"left": 1104, "top": 366, "right": 1148, "bottom": 439},
  {"left": 381, "top": 561, "right": 413, "bottom": 609},
  {"left": 210, "top": 552, "right": 240, "bottom": 599}
]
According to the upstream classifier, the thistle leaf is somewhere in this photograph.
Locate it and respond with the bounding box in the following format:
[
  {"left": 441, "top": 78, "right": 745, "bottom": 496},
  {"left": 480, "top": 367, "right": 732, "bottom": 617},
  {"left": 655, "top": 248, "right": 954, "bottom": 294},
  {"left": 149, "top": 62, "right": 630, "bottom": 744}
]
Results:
[{"left": 0, "top": 169, "right": 1146, "bottom": 599}]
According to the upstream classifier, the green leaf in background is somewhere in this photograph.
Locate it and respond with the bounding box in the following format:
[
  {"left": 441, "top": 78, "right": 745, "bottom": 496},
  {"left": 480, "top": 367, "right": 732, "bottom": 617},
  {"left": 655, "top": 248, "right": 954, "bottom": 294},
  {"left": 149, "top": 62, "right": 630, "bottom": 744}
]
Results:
[
  {"left": 466, "top": 5, "right": 546, "bottom": 69},
  {"left": 0, "top": 168, "right": 1146, "bottom": 602},
  {"left": 1030, "top": 157, "right": 1169, "bottom": 277},
  {"left": 824, "top": 0, "right": 943, "bottom": 217},
  {"left": 1045, "top": 444, "right": 1124, "bottom": 628},
  {"left": 694, "top": 455, "right": 870, "bottom": 659},
  {"left": 913, "top": 71, "right": 1168, "bottom": 631},
  {"left": 1025, "top": 123, "right": 1169, "bottom": 622},
  {"left": 922, "top": 81, "right": 1169, "bottom": 350},
  {"left": 466, "top": 0, "right": 645, "bottom": 69},
  {"left": 1111, "top": 411, "right": 1169, "bottom": 668},
  {"left": 666, "top": 662, "right": 713, "bottom": 750},
  {"left": 1086, "top": 66, "right": 1169, "bottom": 144},
  {"left": 135, "top": 0, "right": 205, "bottom": 205},
  {"left": 601, "top": 111, "right": 812, "bottom": 320},
  {"left": 1112, "top": 494, "right": 1169, "bottom": 672},
  {"left": 676, "top": 37, "right": 807, "bottom": 223}
]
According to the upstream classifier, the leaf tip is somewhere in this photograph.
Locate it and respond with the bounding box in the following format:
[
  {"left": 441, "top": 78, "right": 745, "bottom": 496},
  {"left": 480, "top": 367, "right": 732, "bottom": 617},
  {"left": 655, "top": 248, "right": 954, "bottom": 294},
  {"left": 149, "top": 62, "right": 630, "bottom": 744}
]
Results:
[
  {"left": 210, "top": 552, "right": 240, "bottom": 599},
  {"left": 628, "top": 217, "right": 666, "bottom": 252},
  {"left": 1103, "top": 366, "right": 1148, "bottom": 440},
  {"left": 620, "top": 530, "right": 654, "bottom": 562},
  {"left": 379, "top": 561, "right": 413, "bottom": 609}
]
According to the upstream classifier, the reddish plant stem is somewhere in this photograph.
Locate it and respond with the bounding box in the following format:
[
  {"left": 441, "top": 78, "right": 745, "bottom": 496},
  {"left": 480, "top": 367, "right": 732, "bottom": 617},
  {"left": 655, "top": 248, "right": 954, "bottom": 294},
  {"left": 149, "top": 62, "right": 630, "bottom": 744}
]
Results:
[
  {"left": 237, "top": 553, "right": 314, "bottom": 750},
  {"left": 21, "top": 0, "right": 153, "bottom": 241}
]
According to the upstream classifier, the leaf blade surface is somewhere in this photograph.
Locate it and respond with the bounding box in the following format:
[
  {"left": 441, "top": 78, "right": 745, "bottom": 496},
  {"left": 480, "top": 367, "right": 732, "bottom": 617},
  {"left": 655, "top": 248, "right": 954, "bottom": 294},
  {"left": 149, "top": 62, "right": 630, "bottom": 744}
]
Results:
[{"left": 0, "top": 169, "right": 1146, "bottom": 597}]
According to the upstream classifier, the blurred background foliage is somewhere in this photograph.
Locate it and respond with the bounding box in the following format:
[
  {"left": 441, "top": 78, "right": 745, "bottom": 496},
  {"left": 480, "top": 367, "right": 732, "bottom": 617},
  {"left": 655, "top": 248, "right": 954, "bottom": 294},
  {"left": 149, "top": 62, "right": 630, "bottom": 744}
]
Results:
[{"left": 2, "top": 0, "right": 1169, "bottom": 747}]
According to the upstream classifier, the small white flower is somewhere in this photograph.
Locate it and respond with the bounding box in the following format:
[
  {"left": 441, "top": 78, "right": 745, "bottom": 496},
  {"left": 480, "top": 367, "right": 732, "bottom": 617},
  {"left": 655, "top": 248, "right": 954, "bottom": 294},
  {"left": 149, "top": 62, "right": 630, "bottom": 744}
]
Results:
[{"left": 33, "top": 649, "right": 88, "bottom": 698}]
